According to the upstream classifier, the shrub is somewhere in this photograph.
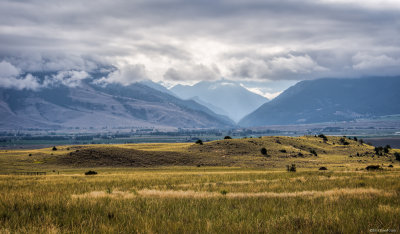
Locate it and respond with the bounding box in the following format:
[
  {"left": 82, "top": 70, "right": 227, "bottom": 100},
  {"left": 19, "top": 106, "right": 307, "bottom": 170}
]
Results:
[
  {"left": 319, "top": 166, "right": 328, "bottom": 170},
  {"left": 85, "top": 170, "right": 98, "bottom": 175},
  {"left": 318, "top": 134, "right": 328, "bottom": 142},
  {"left": 195, "top": 139, "right": 203, "bottom": 145},
  {"left": 286, "top": 164, "right": 296, "bottom": 172},
  {"left": 220, "top": 190, "right": 228, "bottom": 195},
  {"left": 384, "top": 145, "right": 391, "bottom": 154},
  {"left": 260, "top": 147, "right": 267, "bottom": 155},
  {"left": 374, "top": 146, "right": 384, "bottom": 156},
  {"left": 279, "top": 149, "right": 287, "bottom": 153},
  {"left": 365, "top": 165, "right": 381, "bottom": 171},
  {"left": 339, "top": 138, "right": 349, "bottom": 145},
  {"left": 359, "top": 139, "right": 364, "bottom": 144},
  {"left": 52, "top": 146, "right": 57, "bottom": 151},
  {"left": 224, "top": 136, "right": 232, "bottom": 139},
  {"left": 28, "top": 153, "right": 32, "bottom": 156},
  {"left": 309, "top": 149, "right": 318, "bottom": 156},
  {"left": 388, "top": 164, "right": 394, "bottom": 168},
  {"left": 353, "top": 137, "right": 358, "bottom": 142},
  {"left": 395, "top": 152, "right": 400, "bottom": 161}
]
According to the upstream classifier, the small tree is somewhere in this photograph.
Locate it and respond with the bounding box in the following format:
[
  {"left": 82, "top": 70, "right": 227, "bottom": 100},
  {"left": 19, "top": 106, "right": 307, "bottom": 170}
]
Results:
[
  {"left": 395, "top": 152, "right": 400, "bottom": 161},
  {"left": 85, "top": 170, "right": 97, "bottom": 175},
  {"left": 52, "top": 146, "right": 57, "bottom": 151},
  {"left": 260, "top": 147, "right": 267, "bottom": 156},
  {"left": 339, "top": 137, "right": 349, "bottom": 145},
  {"left": 309, "top": 149, "right": 318, "bottom": 156},
  {"left": 375, "top": 146, "right": 384, "bottom": 156},
  {"left": 195, "top": 139, "right": 203, "bottom": 145},
  {"left": 384, "top": 145, "right": 391, "bottom": 154},
  {"left": 318, "top": 134, "right": 328, "bottom": 143},
  {"left": 224, "top": 136, "right": 232, "bottom": 139},
  {"left": 286, "top": 164, "right": 296, "bottom": 172}
]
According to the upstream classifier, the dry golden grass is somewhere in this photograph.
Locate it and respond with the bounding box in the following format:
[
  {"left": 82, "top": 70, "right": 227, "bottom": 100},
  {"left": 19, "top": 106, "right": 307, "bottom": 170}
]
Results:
[
  {"left": 0, "top": 136, "right": 399, "bottom": 233},
  {"left": 1, "top": 168, "right": 400, "bottom": 233},
  {"left": 73, "top": 187, "right": 394, "bottom": 199}
]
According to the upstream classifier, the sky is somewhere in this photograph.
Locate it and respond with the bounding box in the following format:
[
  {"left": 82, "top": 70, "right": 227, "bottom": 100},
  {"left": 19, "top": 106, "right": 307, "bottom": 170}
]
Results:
[{"left": 0, "top": 0, "right": 399, "bottom": 98}]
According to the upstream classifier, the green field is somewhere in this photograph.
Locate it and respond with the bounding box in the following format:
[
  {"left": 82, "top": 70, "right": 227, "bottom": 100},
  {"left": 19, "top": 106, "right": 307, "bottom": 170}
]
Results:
[{"left": 0, "top": 136, "right": 399, "bottom": 233}]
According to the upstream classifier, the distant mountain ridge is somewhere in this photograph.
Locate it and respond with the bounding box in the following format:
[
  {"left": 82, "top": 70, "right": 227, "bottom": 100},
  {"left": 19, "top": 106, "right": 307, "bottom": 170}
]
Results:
[
  {"left": 0, "top": 77, "right": 234, "bottom": 130},
  {"left": 170, "top": 80, "right": 268, "bottom": 122},
  {"left": 239, "top": 76, "right": 400, "bottom": 127}
]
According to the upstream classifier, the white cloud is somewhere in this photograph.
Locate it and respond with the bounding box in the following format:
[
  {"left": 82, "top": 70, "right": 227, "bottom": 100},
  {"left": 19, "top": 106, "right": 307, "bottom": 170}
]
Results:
[
  {"left": 229, "top": 54, "right": 328, "bottom": 80},
  {"left": 0, "top": 60, "right": 41, "bottom": 90},
  {"left": 269, "top": 54, "right": 328, "bottom": 74},
  {"left": 164, "top": 64, "right": 220, "bottom": 81},
  {"left": 0, "top": 61, "right": 20, "bottom": 77},
  {"left": 95, "top": 64, "right": 148, "bottom": 86},
  {"left": 0, "top": 73, "right": 41, "bottom": 90},
  {"left": 352, "top": 53, "right": 400, "bottom": 70},
  {"left": 43, "top": 70, "right": 90, "bottom": 87},
  {"left": 240, "top": 84, "right": 283, "bottom": 100}
]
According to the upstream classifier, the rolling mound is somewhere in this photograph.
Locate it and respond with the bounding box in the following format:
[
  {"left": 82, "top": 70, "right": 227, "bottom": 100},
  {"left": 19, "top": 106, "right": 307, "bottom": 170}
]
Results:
[
  {"left": 189, "top": 136, "right": 370, "bottom": 158},
  {"left": 57, "top": 147, "right": 201, "bottom": 167},
  {"left": 52, "top": 136, "right": 397, "bottom": 168},
  {"left": 2, "top": 136, "right": 398, "bottom": 170}
]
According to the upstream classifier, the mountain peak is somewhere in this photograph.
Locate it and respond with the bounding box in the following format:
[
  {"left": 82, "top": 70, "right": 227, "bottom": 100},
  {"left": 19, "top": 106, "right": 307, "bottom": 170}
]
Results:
[
  {"left": 170, "top": 79, "right": 268, "bottom": 122},
  {"left": 239, "top": 76, "right": 400, "bottom": 127}
]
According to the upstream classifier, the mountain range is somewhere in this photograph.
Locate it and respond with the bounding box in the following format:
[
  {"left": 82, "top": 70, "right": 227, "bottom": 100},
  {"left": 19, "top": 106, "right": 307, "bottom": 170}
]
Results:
[
  {"left": 0, "top": 77, "right": 234, "bottom": 130},
  {"left": 239, "top": 76, "right": 400, "bottom": 126},
  {"left": 1, "top": 74, "right": 399, "bottom": 130},
  {"left": 170, "top": 80, "right": 268, "bottom": 122}
]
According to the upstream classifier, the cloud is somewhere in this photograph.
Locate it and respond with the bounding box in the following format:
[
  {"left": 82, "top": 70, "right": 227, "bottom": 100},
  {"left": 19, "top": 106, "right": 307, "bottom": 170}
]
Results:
[
  {"left": 43, "top": 70, "right": 90, "bottom": 88},
  {"left": 240, "top": 84, "right": 283, "bottom": 100},
  {"left": 95, "top": 64, "right": 148, "bottom": 86},
  {"left": 0, "top": 61, "right": 41, "bottom": 90},
  {"left": 164, "top": 64, "right": 220, "bottom": 81},
  {"left": 352, "top": 53, "right": 400, "bottom": 72},
  {"left": 0, "top": 60, "right": 20, "bottom": 77},
  {"left": 229, "top": 54, "right": 328, "bottom": 80},
  {"left": 0, "top": 0, "right": 399, "bottom": 88}
]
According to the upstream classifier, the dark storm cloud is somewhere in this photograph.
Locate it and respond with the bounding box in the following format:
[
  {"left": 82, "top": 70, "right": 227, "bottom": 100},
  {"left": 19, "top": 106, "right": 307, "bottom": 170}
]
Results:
[{"left": 0, "top": 0, "right": 399, "bottom": 87}]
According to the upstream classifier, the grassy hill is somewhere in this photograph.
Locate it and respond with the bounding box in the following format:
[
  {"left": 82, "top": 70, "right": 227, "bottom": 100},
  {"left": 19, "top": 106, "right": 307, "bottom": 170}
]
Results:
[{"left": 0, "top": 136, "right": 398, "bottom": 172}]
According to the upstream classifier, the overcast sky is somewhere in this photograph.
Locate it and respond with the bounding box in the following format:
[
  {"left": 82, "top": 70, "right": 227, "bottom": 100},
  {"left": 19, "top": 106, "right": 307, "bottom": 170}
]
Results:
[{"left": 0, "top": 0, "right": 399, "bottom": 97}]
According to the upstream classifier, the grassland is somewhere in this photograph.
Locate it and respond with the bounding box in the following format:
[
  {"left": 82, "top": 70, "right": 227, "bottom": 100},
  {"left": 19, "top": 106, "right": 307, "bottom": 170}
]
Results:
[{"left": 0, "top": 136, "right": 399, "bottom": 233}]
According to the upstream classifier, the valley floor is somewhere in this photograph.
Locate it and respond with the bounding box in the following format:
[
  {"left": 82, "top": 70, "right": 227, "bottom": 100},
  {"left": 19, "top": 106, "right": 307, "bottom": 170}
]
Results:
[
  {"left": 0, "top": 136, "right": 399, "bottom": 233},
  {"left": 0, "top": 168, "right": 399, "bottom": 233}
]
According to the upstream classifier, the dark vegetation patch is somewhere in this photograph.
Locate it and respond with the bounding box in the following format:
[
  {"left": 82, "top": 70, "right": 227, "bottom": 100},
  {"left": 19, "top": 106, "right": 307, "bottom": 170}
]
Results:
[
  {"left": 319, "top": 166, "right": 328, "bottom": 170},
  {"left": 56, "top": 147, "right": 203, "bottom": 167},
  {"left": 286, "top": 164, "right": 296, "bottom": 172},
  {"left": 84, "top": 170, "right": 97, "bottom": 175},
  {"left": 365, "top": 165, "right": 381, "bottom": 171}
]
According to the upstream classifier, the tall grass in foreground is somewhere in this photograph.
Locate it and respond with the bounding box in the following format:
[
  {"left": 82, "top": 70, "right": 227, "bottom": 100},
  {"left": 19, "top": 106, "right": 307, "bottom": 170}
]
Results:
[{"left": 0, "top": 169, "right": 399, "bottom": 233}]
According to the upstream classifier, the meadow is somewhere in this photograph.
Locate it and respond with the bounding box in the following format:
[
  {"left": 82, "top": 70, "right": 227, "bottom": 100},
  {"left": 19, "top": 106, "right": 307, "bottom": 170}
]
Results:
[{"left": 0, "top": 136, "right": 399, "bottom": 233}]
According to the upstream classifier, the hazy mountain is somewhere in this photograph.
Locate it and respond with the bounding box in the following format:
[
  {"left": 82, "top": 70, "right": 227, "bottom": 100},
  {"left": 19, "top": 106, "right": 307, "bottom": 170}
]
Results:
[
  {"left": 170, "top": 80, "right": 268, "bottom": 122},
  {"left": 0, "top": 81, "right": 234, "bottom": 130},
  {"left": 190, "top": 96, "right": 230, "bottom": 117},
  {"left": 239, "top": 76, "right": 400, "bottom": 127},
  {"left": 139, "top": 80, "right": 176, "bottom": 96}
]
